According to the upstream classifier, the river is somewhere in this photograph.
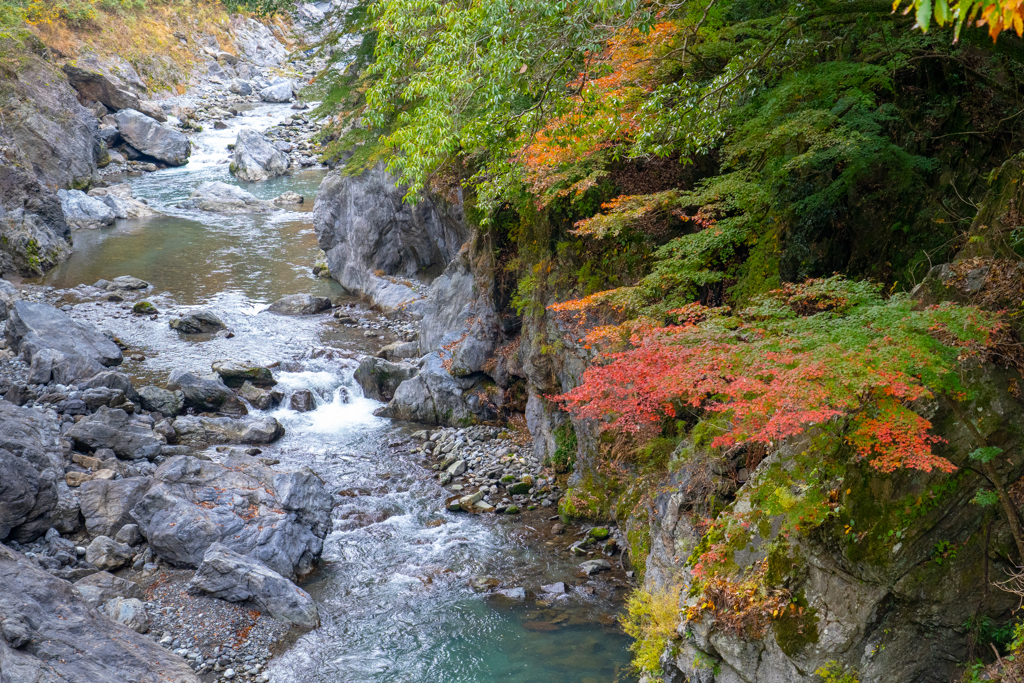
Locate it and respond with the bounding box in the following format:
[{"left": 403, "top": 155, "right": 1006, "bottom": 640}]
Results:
[{"left": 38, "top": 102, "right": 636, "bottom": 683}]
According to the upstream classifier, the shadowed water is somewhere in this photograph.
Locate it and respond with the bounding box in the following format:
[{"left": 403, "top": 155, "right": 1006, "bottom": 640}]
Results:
[{"left": 38, "top": 102, "right": 636, "bottom": 683}]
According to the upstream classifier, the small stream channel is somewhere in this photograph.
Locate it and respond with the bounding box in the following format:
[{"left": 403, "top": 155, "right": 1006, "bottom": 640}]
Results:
[{"left": 37, "top": 102, "right": 636, "bottom": 683}]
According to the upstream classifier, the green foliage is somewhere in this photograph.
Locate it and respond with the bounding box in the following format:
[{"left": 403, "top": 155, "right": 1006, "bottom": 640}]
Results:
[
  {"left": 548, "top": 422, "right": 577, "bottom": 473},
  {"left": 969, "top": 446, "right": 1005, "bottom": 463},
  {"left": 621, "top": 584, "right": 681, "bottom": 675},
  {"left": 220, "top": 0, "right": 296, "bottom": 16},
  {"left": 814, "top": 660, "right": 859, "bottom": 683}
]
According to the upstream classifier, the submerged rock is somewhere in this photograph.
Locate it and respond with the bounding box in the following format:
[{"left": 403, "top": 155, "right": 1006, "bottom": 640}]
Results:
[
  {"left": 232, "top": 128, "right": 290, "bottom": 182},
  {"left": 57, "top": 189, "right": 116, "bottom": 230},
  {"left": 189, "top": 543, "right": 319, "bottom": 628},
  {"left": 0, "top": 543, "right": 200, "bottom": 682},
  {"left": 178, "top": 181, "right": 277, "bottom": 214},
  {"left": 266, "top": 293, "right": 331, "bottom": 315},
  {"left": 114, "top": 109, "right": 190, "bottom": 166},
  {"left": 130, "top": 453, "right": 330, "bottom": 579}
]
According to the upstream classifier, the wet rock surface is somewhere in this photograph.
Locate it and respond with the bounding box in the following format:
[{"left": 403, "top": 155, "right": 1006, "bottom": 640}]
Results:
[
  {"left": 179, "top": 181, "right": 278, "bottom": 214},
  {"left": 114, "top": 109, "right": 191, "bottom": 167}
]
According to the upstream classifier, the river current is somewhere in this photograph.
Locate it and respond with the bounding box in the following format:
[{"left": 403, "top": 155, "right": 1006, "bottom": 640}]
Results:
[{"left": 39, "top": 103, "right": 636, "bottom": 683}]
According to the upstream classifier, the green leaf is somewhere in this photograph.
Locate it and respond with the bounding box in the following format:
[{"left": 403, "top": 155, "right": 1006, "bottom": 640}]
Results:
[
  {"left": 969, "top": 446, "right": 1004, "bottom": 464},
  {"left": 971, "top": 489, "right": 1000, "bottom": 507},
  {"left": 915, "top": 0, "right": 933, "bottom": 31}
]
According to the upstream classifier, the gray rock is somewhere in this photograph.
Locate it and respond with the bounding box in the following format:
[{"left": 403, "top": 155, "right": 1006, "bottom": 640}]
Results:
[
  {"left": 313, "top": 164, "right": 467, "bottom": 312},
  {"left": 354, "top": 356, "right": 419, "bottom": 402},
  {"left": 212, "top": 360, "right": 276, "bottom": 388},
  {"left": 289, "top": 389, "right": 316, "bottom": 412},
  {"left": 114, "top": 109, "right": 190, "bottom": 166},
  {"left": 138, "top": 385, "right": 185, "bottom": 416},
  {"left": 95, "top": 275, "right": 150, "bottom": 291},
  {"left": 80, "top": 477, "right": 151, "bottom": 538},
  {"left": 67, "top": 407, "right": 165, "bottom": 460},
  {"left": 0, "top": 544, "right": 200, "bottom": 682},
  {"left": 266, "top": 293, "right": 330, "bottom": 315},
  {"left": 0, "top": 401, "right": 77, "bottom": 541},
  {"left": 229, "top": 79, "right": 253, "bottom": 95},
  {"left": 130, "top": 454, "right": 330, "bottom": 579},
  {"left": 166, "top": 370, "right": 245, "bottom": 416},
  {"left": 179, "top": 181, "right": 277, "bottom": 214},
  {"left": 62, "top": 61, "right": 161, "bottom": 119},
  {"left": 172, "top": 415, "right": 284, "bottom": 446},
  {"left": 58, "top": 189, "right": 116, "bottom": 230},
  {"left": 5, "top": 300, "right": 123, "bottom": 383},
  {"left": 74, "top": 571, "right": 145, "bottom": 607},
  {"left": 232, "top": 129, "right": 290, "bottom": 182},
  {"left": 168, "top": 309, "right": 225, "bottom": 334},
  {"left": 238, "top": 381, "right": 277, "bottom": 410},
  {"left": 495, "top": 587, "right": 526, "bottom": 600},
  {"left": 103, "top": 596, "right": 150, "bottom": 633},
  {"left": 378, "top": 352, "right": 497, "bottom": 426},
  {"left": 189, "top": 543, "right": 319, "bottom": 628},
  {"left": 86, "top": 535, "right": 134, "bottom": 571},
  {"left": 259, "top": 81, "right": 294, "bottom": 103},
  {"left": 273, "top": 191, "right": 304, "bottom": 205},
  {"left": 229, "top": 15, "right": 288, "bottom": 65},
  {"left": 0, "top": 161, "right": 71, "bottom": 277},
  {"left": 114, "top": 523, "right": 143, "bottom": 546},
  {"left": 578, "top": 559, "right": 612, "bottom": 575},
  {"left": 77, "top": 370, "right": 141, "bottom": 403},
  {"left": 378, "top": 341, "right": 421, "bottom": 361},
  {"left": 88, "top": 185, "right": 159, "bottom": 220},
  {"left": 541, "top": 582, "right": 568, "bottom": 594}
]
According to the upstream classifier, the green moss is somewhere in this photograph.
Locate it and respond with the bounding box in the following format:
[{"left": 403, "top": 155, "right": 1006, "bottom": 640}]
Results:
[
  {"left": 773, "top": 590, "right": 819, "bottom": 656},
  {"left": 559, "top": 472, "right": 619, "bottom": 522},
  {"left": 589, "top": 526, "right": 610, "bottom": 540},
  {"left": 547, "top": 422, "right": 577, "bottom": 473},
  {"left": 626, "top": 522, "right": 652, "bottom": 581}
]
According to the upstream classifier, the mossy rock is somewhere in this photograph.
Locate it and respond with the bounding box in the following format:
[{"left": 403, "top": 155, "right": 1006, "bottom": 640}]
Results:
[
  {"left": 589, "top": 527, "right": 610, "bottom": 540},
  {"left": 133, "top": 301, "right": 158, "bottom": 315},
  {"left": 500, "top": 474, "right": 516, "bottom": 484},
  {"left": 505, "top": 505, "right": 520, "bottom": 515},
  {"left": 508, "top": 481, "right": 531, "bottom": 495}
]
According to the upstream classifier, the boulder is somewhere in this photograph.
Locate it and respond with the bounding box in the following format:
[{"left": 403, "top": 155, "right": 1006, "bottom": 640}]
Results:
[
  {"left": 6, "top": 300, "right": 123, "bottom": 383},
  {"left": 73, "top": 571, "right": 145, "bottom": 607},
  {"left": 378, "top": 340, "right": 421, "bottom": 361},
  {"left": 266, "top": 293, "right": 331, "bottom": 315},
  {"left": 114, "top": 109, "right": 190, "bottom": 166},
  {"left": 66, "top": 407, "right": 165, "bottom": 460},
  {"left": 229, "top": 79, "right": 253, "bottom": 96},
  {"left": 166, "top": 370, "right": 245, "bottom": 415},
  {"left": 88, "top": 187, "right": 159, "bottom": 219},
  {"left": 130, "top": 454, "right": 331, "bottom": 579},
  {"left": 178, "top": 181, "right": 277, "bottom": 214},
  {"left": 578, "top": 559, "right": 611, "bottom": 575},
  {"left": 114, "top": 523, "right": 143, "bottom": 546},
  {"left": 229, "top": 15, "right": 288, "bottom": 66},
  {"left": 273, "top": 191, "right": 304, "bottom": 205},
  {"left": 171, "top": 415, "right": 284, "bottom": 446},
  {"left": 377, "top": 352, "right": 498, "bottom": 426},
  {"left": 0, "top": 544, "right": 200, "bottom": 682},
  {"left": 354, "top": 356, "right": 419, "bottom": 402},
  {"left": 168, "top": 309, "right": 225, "bottom": 334},
  {"left": 0, "top": 401, "right": 78, "bottom": 541},
  {"left": 189, "top": 543, "right": 319, "bottom": 627},
  {"left": 232, "top": 129, "right": 290, "bottom": 182},
  {"left": 259, "top": 81, "right": 294, "bottom": 102},
  {"left": 77, "top": 370, "right": 141, "bottom": 404},
  {"left": 289, "top": 389, "right": 316, "bottom": 412},
  {"left": 212, "top": 360, "right": 276, "bottom": 387},
  {"left": 79, "top": 477, "right": 152, "bottom": 537},
  {"left": 94, "top": 274, "right": 150, "bottom": 290},
  {"left": 313, "top": 164, "right": 468, "bottom": 312},
  {"left": 57, "top": 189, "right": 116, "bottom": 230},
  {"left": 238, "top": 381, "right": 278, "bottom": 410},
  {"left": 103, "top": 597, "right": 150, "bottom": 633},
  {"left": 62, "top": 62, "right": 160, "bottom": 118},
  {"left": 138, "top": 385, "right": 184, "bottom": 416},
  {"left": 85, "top": 535, "right": 134, "bottom": 571}
]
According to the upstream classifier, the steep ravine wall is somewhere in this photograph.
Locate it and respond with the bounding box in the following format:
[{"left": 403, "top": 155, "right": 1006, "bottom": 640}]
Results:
[{"left": 318, "top": 157, "right": 1024, "bottom": 682}]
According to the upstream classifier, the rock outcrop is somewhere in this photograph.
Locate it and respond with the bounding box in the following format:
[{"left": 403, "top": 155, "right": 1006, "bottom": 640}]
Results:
[
  {"left": 266, "top": 293, "right": 331, "bottom": 315},
  {"left": 87, "top": 184, "right": 159, "bottom": 219},
  {"left": 130, "top": 454, "right": 331, "bottom": 580},
  {"left": 62, "top": 56, "right": 166, "bottom": 121},
  {"left": 354, "top": 356, "right": 419, "bottom": 402},
  {"left": 0, "top": 150, "right": 72, "bottom": 278},
  {"left": 189, "top": 543, "right": 319, "bottom": 628},
  {"left": 171, "top": 415, "right": 284, "bottom": 446},
  {"left": 114, "top": 109, "right": 190, "bottom": 166},
  {"left": 0, "top": 544, "right": 199, "bottom": 683},
  {"left": 313, "top": 164, "right": 468, "bottom": 311},
  {"left": 232, "top": 129, "right": 290, "bottom": 182},
  {"left": 79, "top": 477, "right": 152, "bottom": 538},
  {"left": 376, "top": 352, "right": 499, "bottom": 425},
  {"left": 5, "top": 300, "right": 123, "bottom": 383}
]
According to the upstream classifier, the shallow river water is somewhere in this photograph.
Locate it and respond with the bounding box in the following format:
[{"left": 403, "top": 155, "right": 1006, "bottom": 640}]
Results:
[{"left": 40, "top": 103, "right": 636, "bottom": 683}]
